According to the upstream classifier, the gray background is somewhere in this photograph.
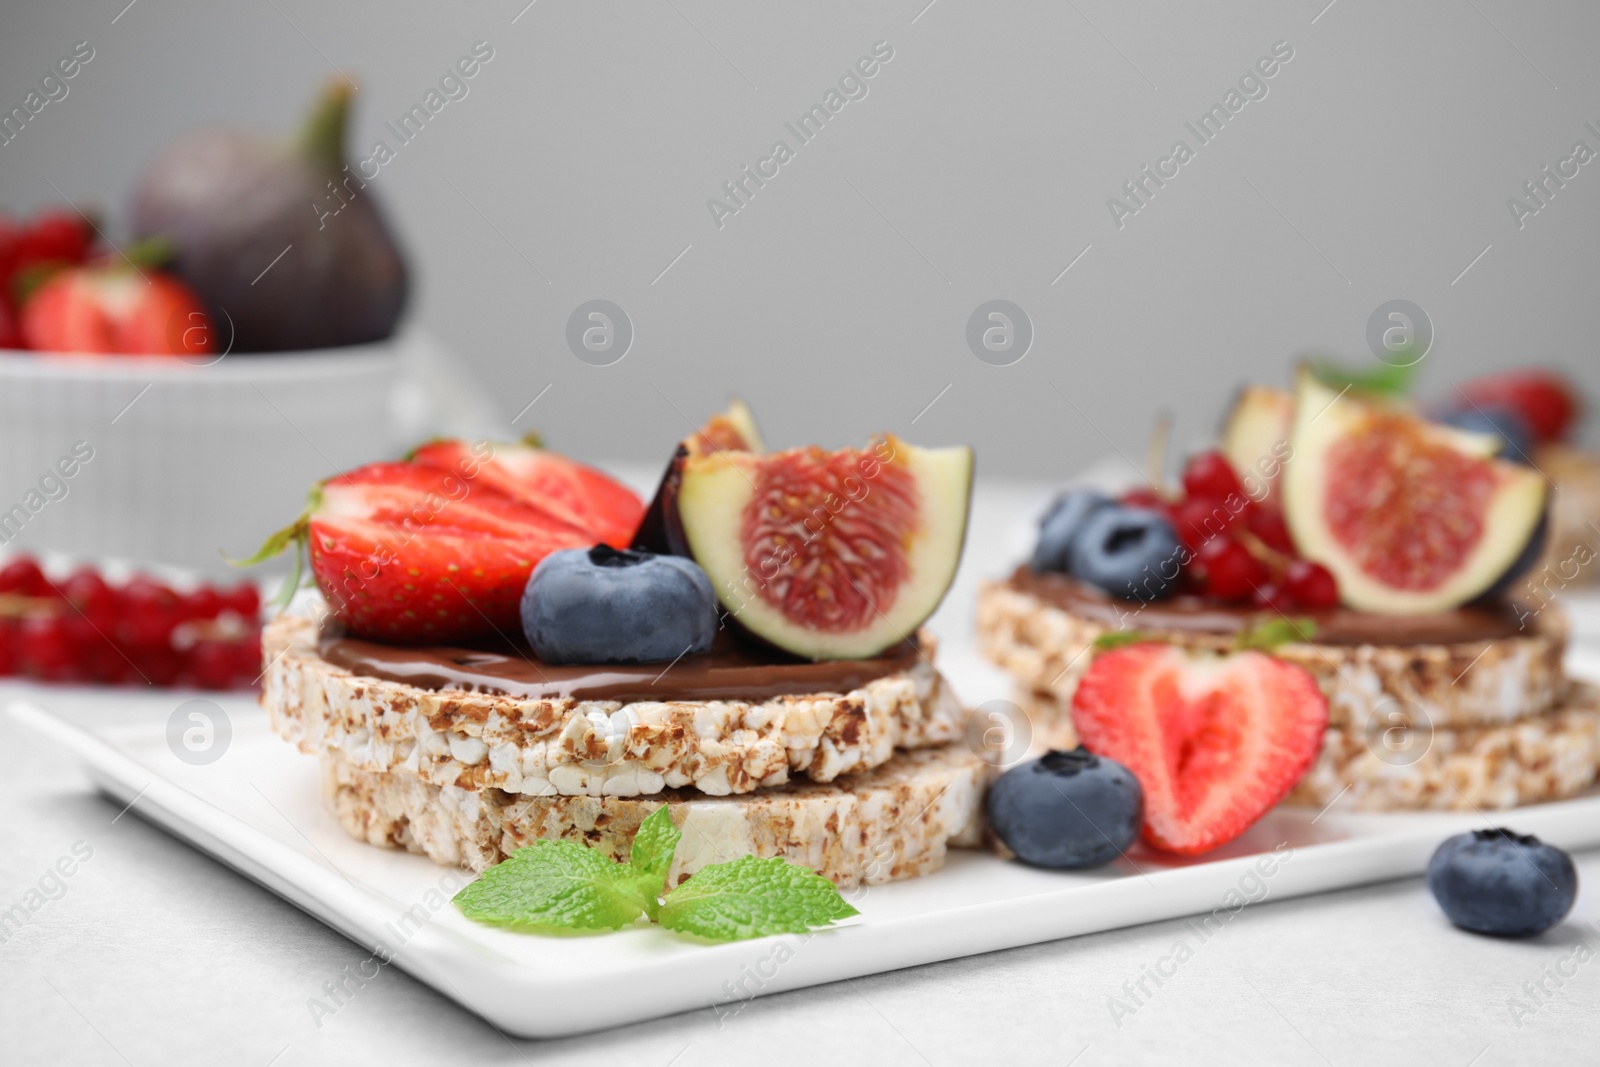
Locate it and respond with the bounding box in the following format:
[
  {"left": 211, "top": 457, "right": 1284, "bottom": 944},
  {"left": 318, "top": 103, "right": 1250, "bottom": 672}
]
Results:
[{"left": 4, "top": 0, "right": 1598, "bottom": 477}]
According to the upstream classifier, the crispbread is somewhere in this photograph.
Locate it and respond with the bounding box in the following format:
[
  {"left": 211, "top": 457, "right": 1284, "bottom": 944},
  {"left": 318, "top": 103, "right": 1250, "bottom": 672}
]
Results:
[
  {"left": 1012, "top": 682, "right": 1600, "bottom": 812},
  {"left": 262, "top": 614, "right": 966, "bottom": 797},
  {"left": 976, "top": 580, "right": 1568, "bottom": 729},
  {"left": 1535, "top": 442, "right": 1600, "bottom": 587},
  {"left": 320, "top": 743, "right": 986, "bottom": 887}
]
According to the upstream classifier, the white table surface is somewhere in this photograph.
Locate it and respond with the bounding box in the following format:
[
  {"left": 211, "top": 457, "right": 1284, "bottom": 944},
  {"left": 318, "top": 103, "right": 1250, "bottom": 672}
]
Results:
[{"left": 3, "top": 477, "right": 1598, "bottom": 1066}]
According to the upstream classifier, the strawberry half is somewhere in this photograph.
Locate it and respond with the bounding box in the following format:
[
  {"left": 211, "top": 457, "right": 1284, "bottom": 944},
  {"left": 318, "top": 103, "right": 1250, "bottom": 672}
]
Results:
[
  {"left": 410, "top": 438, "right": 644, "bottom": 548},
  {"left": 1071, "top": 643, "right": 1328, "bottom": 855},
  {"left": 289, "top": 462, "right": 592, "bottom": 642},
  {"left": 20, "top": 264, "right": 213, "bottom": 357}
]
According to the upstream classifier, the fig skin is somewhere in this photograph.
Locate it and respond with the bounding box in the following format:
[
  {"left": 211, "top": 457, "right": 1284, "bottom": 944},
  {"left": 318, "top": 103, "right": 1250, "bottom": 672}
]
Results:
[{"left": 128, "top": 80, "right": 407, "bottom": 352}]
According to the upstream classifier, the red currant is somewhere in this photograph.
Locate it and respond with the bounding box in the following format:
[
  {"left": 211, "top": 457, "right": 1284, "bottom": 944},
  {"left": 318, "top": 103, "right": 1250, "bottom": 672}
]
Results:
[
  {"left": 0, "top": 557, "right": 47, "bottom": 596},
  {"left": 1247, "top": 507, "right": 1296, "bottom": 555},
  {"left": 1172, "top": 497, "right": 1242, "bottom": 551},
  {"left": 1182, "top": 451, "right": 1245, "bottom": 504},
  {"left": 1198, "top": 538, "right": 1268, "bottom": 602},
  {"left": 231, "top": 638, "right": 263, "bottom": 685},
  {"left": 1284, "top": 559, "right": 1339, "bottom": 609},
  {"left": 0, "top": 619, "right": 18, "bottom": 675},
  {"left": 1252, "top": 581, "right": 1290, "bottom": 612},
  {"left": 1121, "top": 488, "right": 1167, "bottom": 511},
  {"left": 223, "top": 583, "right": 261, "bottom": 620},
  {"left": 19, "top": 615, "right": 74, "bottom": 679},
  {"left": 189, "top": 640, "right": 236, "bottom": 689},
  {"left": 119, "top": 577, "right": 180, "bottom": 648},
  {"left": 183, "top": 587, "right": 224, "bottom": 621}
]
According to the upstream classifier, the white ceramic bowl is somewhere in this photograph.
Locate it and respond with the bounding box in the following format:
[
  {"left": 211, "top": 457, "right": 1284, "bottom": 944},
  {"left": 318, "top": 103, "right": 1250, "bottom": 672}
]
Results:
[{"left": 0, "top": 342, "right": 402, "bottom": 579}]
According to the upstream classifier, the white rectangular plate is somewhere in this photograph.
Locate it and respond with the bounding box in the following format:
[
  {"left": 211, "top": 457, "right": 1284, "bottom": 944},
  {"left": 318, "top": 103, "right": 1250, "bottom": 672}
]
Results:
[{"left": 14, "top": 649, "right": 1600, "bottom": 1039}]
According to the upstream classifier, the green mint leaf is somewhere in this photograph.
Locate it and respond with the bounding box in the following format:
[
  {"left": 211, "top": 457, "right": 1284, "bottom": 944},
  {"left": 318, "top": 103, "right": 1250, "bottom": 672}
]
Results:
[
  {"left": 1235, "top": 616, "right": 1317, "bottom": 651},
  {"left": 1309, "top": 355, "right": 1418, "bottom": 399},
  {"left": 655, "top": 855, "right": 859, "bottom": 942},
  {"left": 1094, "top": 630, "right": 1150, "bottom": 650},
  {"left": 453, "top": 840, "right": 648, "bottom": 931},
  {"left": 629, "top": 805, "right": 681, "bottom": 914}
]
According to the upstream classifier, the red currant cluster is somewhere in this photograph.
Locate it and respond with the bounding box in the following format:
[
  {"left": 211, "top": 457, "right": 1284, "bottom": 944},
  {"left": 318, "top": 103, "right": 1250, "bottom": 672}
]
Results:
[
  {"left": 1125, "top": 451, "right": 1339, "bottom": 611},
  {"left": 0, "top": 556, "right": 262, "bottom": 689}
]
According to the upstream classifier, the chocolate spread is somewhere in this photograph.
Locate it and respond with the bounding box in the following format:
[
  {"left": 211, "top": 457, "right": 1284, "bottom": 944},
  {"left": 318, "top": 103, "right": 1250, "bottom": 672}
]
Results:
[
  {"left": 1008, "top": 566, "right": 1527, "bottom": 646},
  {"left": 319, "top": 628, "right": 922, "bottom": 702}
]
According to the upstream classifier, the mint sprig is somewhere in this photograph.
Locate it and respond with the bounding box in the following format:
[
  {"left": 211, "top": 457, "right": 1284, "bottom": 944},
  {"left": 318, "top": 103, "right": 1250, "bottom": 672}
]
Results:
[
  {"left": 1234, "top": 616, "right": 1317, "bottom": 651},
  {"left": 451, "top": 840, "right": 651, "bottom": 931},
  {"left": 1094, "top": 629, "right": 1150, "bottom": 650},
  {"left": 656, "top": 856, "right": 859, "bottom": 941},
  {"left": 453, "top": 806, "right": 859, "bottom": 942},
  {"left": 1309, "top": 354, "right": 1419, "bottom": 399}
]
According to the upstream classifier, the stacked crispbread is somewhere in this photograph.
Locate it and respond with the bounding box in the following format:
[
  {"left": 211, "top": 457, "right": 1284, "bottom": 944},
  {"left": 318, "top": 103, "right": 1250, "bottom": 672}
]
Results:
[
  {"left": 977, "top": 578, "right": 1600, "bottom": 812},
  {"left": 262, "top": 614, "right": 985, "bottom": 886}
]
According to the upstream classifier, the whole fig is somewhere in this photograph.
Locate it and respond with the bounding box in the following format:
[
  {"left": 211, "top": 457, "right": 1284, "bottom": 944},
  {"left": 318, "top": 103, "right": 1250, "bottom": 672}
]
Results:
[{"left": 129, "top": 79, "right": 407, "bottom": 352}]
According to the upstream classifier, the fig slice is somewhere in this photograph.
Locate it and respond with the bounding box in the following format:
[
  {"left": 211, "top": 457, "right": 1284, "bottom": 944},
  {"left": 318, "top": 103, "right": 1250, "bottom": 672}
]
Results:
[
  {"left": 1220, "top": 384, "right": 1294, "bottom": 505},
  {"left": 633, "top": 397, "right": 766, "bottom": 557},
  {"left": 1282, "top": 369, "right": 1547, "bottom": 613},
  {"left": 676, "top": 435, "right": 973, "bottom": 660}
]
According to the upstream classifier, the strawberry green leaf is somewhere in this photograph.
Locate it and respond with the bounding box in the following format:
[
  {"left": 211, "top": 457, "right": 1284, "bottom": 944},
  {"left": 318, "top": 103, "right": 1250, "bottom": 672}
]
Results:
[
  {"left": 452, "top": 841, "right": 649, "bottom": 931},
  {"left": 655, "top": 855, "right": 858, "bottom": 942},
  {"left": 1235, "top": 616, "right": 1317, "bottom": 651},
  {"left": 629, "top": 806, "right": 681, "bottom": 915}
]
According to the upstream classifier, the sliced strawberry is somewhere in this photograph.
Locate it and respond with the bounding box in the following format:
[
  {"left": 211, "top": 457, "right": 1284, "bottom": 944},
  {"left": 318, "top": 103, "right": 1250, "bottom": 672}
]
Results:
[
  {"left": 410, "top": 438, "right": 644, "bottom": 548},
  {"left": 1071, "top": 643, "right": 1328, "bottom": 855},
  {"left": 304, "top": 462, "right": 591, "bottom": 641},
  {"left": 20, "top": 265, "right": 213, "bottom": 357},
  {"left": 1455, "top": 370, "right": 1581, "bottom": 445}
]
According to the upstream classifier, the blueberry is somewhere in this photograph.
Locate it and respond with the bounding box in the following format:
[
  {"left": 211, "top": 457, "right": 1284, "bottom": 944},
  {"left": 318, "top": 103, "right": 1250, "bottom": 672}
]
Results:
[
  {"left": 1440, "top": 405, "right": 1534, "bottom": 463},
  {"left": 521, "top": 546, "right": 718, "bottom": 665},
  {"left": 1427, "top": 828, "right": 1577, "bottom": 937},
  {"left": 986, "top": 747, "right": 1143, "bottom": 869},
  {"left": 1030, "top": 488, "right": 1111, "bottom": 573},
  {"left": 1065, "top": 505, "right": 1182, "bottom": 601}
]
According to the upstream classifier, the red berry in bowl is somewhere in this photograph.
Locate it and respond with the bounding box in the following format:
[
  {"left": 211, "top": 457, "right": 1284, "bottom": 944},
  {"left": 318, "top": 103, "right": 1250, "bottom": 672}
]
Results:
[
  {"left": 12, "top": 209, "right": 95, "bottom": 271},
  {"left": 183, "top": 587, "right": 224, "bottom": 621},
  {"left": 19, "top": 616, "right": 74, "bottom": 679},
  {"left": 189, "top": 640, "right": 237, "bottom": 689},
  {"left": 0, "top": 557, "right": 48, "bottom": 596},
  {"left": 0, "top": 299, "right": 21, "bottom": 350},
  {"left": 1182, "top": 451, "right": 1245, "bottom": 504},
  {"left": 119, "top": 577, "right": 180, "bottom": 647},
  {"left": 223, "top": 584, "right": 261, "bottom": 620}
]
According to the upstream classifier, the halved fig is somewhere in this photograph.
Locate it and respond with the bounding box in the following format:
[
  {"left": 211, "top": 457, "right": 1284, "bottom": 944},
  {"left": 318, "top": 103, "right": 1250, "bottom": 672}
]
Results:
[
  {"left": 1282, "top": 370, "right": 1547, "bottom": 613},
  {"left": 633, "top": 397, "right": 765, "bottom": 557},
  {"left": 1220, "top": 384, "right": 1294, "bottom": 505},
  {"left": 690, "top": 395, "right": 765, "bottom": 456},
  {"left": 676, "top": 435, "right": 973, "bottom": 660},
  {"left": 411, "top": 437, "right": 644, "bottom": 548}
]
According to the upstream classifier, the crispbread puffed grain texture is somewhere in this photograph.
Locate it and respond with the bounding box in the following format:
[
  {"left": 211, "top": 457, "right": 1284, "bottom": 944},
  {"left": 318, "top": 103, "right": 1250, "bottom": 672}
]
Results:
[
  {"left": 976, "top": 580, "right": 1567, "bottom": 729},
  {"left": 263, "top": 614, "right": 966, "bottom": 798},
  {"left": 320, "top": 744, "right": 986, "bottom": 886},
  {"left": 1012, "top": 682, "right": 1600, "bottom": 813}
]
